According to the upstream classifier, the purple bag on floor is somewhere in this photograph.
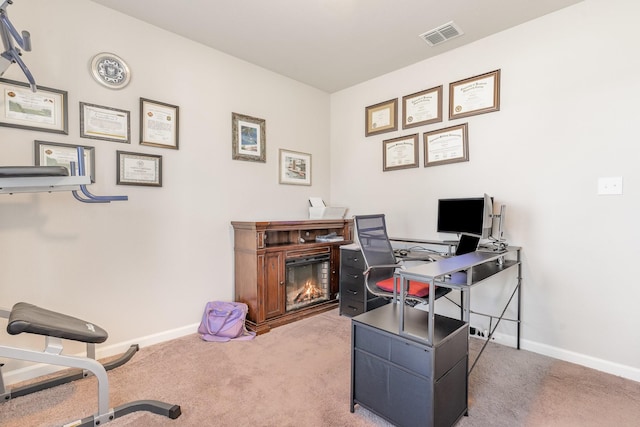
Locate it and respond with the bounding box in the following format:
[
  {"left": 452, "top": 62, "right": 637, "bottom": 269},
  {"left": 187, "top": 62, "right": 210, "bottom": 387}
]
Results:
[{"left": 198, "top": 301, "right": 256, "bottom": 342}]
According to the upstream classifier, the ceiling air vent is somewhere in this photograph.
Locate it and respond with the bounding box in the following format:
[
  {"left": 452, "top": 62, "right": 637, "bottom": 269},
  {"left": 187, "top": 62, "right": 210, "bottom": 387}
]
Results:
[{"left": 419, "top": 21, "right": 464, "bottom": 46}]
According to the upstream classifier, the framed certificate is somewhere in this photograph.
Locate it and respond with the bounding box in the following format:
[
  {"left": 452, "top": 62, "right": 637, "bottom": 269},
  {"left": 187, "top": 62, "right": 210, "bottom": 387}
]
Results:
[
  {"left": 383, "top": 134, "right": 419, "bottom": 171},
  {"left": 402, "top": 86, "right": 443, "bottom": 129},
  {"left": 0, "top": 78, "right": 68, "bottom": 134},
  {"left": 449, "top": 69, "right": 500, "bottom": 120},
  {"left": 423, "top": 123, "right": 469, "bottom": 167},
  {"left": 80, "top": 102, "right": 130, "bottom": 143},
  {"left": 117, "top": 151, "right": 162, "bottom": 187},
  {"left": 365, "top": 98, "right": 397, "bottom": 137},
  {"left": 34, "top": 140, "right": 96, "bottom": 182},
  {"left": 140, "top": 98, "right": 179, "bottom": 149}
]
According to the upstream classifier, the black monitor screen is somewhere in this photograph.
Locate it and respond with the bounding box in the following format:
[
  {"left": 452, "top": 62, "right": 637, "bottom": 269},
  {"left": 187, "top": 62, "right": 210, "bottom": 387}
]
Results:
[{"left": 437, "top": 197, "right": 485, "bottom": 236}]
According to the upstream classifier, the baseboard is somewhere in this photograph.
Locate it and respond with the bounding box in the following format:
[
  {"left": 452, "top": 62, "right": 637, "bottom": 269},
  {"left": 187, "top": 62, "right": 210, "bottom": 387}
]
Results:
[
  {"left": 3, "top": 323, "right": 199, "bottom": 386},
  {"left": 482, "top": 332, "right": 640, "bottom": 383}
]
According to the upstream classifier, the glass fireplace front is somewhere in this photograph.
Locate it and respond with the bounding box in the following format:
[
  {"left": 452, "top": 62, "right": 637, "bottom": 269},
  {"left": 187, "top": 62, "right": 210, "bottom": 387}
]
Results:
[{"left": 285, "top": 254, "right": 330, "bottom": 312}]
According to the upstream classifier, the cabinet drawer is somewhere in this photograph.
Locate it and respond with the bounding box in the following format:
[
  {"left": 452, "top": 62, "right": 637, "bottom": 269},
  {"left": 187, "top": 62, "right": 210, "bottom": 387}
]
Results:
[
  {"left": 341, "top": 264, "right": 364, "bottom": 282},
  {"left": 341, "top": 249, "right": 365, "bottom": 269},
  {"left": 340, "top": 297, "right": 364, "bottom": 317}
]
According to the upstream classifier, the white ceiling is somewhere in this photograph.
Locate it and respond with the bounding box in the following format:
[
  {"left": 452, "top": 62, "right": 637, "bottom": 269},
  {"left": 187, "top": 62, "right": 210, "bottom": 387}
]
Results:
[{"left": 90, "top": 0, "right": 583, "bottom": 93}]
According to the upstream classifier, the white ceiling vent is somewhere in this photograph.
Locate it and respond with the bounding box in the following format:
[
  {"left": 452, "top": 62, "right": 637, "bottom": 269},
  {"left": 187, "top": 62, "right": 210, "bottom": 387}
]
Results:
[{"left": 419, "top": 21, "right": 464, "bottom": 46}]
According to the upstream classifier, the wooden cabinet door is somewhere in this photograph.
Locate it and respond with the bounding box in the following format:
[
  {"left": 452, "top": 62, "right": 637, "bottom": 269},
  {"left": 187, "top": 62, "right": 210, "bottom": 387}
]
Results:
[{"left": 264, "top": 252, "right": 285, "bottom": 319}]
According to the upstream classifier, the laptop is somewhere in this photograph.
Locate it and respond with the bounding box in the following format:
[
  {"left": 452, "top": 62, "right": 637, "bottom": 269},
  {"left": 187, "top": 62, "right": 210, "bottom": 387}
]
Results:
[{"left": 455, "top": 234, "right": 480, "bottom": 256}]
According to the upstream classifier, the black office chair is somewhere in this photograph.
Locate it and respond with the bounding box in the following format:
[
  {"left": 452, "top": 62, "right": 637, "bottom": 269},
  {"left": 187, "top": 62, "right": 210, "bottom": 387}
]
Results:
[{"left": 354, "top": 214, "right": 451, "bottom": 307}]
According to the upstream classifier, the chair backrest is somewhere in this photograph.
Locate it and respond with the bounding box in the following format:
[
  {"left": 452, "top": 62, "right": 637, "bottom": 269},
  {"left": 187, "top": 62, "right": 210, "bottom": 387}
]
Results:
[{"left": 354, "top": 214, "right": 397, "bottom": 283}]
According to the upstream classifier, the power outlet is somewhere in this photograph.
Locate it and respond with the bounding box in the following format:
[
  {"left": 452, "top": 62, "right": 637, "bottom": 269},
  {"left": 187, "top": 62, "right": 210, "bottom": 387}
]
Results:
[
  {"left": 469, "top": 326, "right": 488, "bottom": 338},
  {"left": 598, "top": 176, "right": 623, "bottom": 195}
]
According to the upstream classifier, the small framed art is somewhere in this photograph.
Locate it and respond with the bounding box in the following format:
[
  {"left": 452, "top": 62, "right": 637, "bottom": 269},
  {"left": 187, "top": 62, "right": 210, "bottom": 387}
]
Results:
[
  {"left": 232, "top": 112, "right": 266, "bottom": 162},
  {"left": 116, "top": 151, "right": 162, "bottom": 187},
  {"left": 423, "top": 123, "right": 469, "bottom": 167},
  {"left": 279, "top": 149, "right": 311, "bottom": 186},
  {"left": 365, "top": 98, "right": 397, "bottom": 136}
]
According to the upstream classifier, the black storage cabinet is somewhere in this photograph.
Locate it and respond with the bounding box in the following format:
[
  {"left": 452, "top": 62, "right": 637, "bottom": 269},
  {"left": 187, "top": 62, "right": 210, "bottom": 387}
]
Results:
[
  {"left": 339, "top": 245, "right": 388, "bottom": 317},
  {"left": 350, "top": 304, "right": 468, "bottom": 427}
]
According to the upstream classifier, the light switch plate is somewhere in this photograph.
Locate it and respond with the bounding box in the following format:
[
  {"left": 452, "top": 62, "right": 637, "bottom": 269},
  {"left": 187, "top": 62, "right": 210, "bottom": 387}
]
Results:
[{"left": 597, "top": 176, "right": 623, "bottom": 195}]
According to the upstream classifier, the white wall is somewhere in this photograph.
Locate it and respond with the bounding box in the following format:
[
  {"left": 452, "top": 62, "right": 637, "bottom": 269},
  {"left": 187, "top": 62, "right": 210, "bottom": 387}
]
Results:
[
  {"left": 331, "top": 0, "right": 640, "bottom": 381},
  {"left": 0, "top": 0, "right": 330, "bottom": 382}
]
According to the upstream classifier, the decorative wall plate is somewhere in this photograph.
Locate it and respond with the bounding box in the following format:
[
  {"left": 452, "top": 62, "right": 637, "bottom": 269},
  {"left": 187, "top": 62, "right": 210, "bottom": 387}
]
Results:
[{"left": 90, "top": 52, "right": 131, "bottom": 89}]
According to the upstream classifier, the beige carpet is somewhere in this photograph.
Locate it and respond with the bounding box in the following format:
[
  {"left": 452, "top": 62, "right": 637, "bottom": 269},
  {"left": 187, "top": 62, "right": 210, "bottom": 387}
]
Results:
[{"left": 1, "top": 308, "right": 639, "bottom": 426}]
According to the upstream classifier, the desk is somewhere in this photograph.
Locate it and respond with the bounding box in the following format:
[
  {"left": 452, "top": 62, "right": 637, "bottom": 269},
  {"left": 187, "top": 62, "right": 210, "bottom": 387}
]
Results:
[{"left": 399, "top": 247, "right": 522, "bottom": 372}]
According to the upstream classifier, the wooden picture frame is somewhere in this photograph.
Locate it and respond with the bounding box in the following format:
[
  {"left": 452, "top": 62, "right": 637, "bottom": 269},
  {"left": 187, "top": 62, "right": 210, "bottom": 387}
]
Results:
[
  {"left": 140, "top": 98, "right": 179, "bottom": 149},
  {"left": 383, "top": 134, "right": 419, "bottom": 172},
  {"left": 402, "top": 86, "right": 443, "bottom": 129},
  {"left": 279, "top": 149, "right": 311, "bottom": 186},
  {"left": 365, "top": 98, "right": 397, "bottom": 136},
  {"left": 423, "top": 123, "right": 469, "bottom": 167},
  {"left": 449, "top": 69, "right": 500, "bottom": 120},
  {"left": 232, "top": 112, "right": 266, "bottom": 162},
  {"left": 116, "top": 151, "right": 162, "bottom": 187},
  {"left": 80, "top": 102, "right": 130, "bottom": 143},
  {"left": 0, "top": 78, "right": 68, "bottom": 134}
]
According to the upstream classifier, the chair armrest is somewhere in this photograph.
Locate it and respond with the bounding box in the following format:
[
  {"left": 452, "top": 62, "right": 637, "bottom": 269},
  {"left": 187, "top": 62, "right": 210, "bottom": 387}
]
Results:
[{"left": 363, "top": 263, "right": 401, "bottom": 275}]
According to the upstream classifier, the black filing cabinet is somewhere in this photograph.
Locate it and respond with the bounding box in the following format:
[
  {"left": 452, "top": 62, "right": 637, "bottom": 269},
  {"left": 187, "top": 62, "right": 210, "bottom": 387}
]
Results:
[
  {"left": 339, "top": 245, "right": 388, "bottom": 317},
  {"left": 351, "top": 304, "right": 468, "bottom": 427}
]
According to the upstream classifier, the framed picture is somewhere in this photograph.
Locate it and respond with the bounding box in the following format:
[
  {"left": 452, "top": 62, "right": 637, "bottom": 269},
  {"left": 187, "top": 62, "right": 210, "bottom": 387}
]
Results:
[
  {"left": 80, "top": 102, "right": 130, "bottom": 143},
  {"left": 383, "top": 134, "right": 419, "bottom": 172},
  {"left": 279, "top": 149, "right": 311, "bottom": 186},
  {"left": 140, "top": 98, "right": 179, "bottom": 149},
  {"left": 0, "top": 78, "right": 68, "bottom": 134},
  {"left": 232, "top": 112, "right": 266, "bottom": 162},
  {"left": 423, "top": 123, "right": 469, "bottom": 167},
  {"left": 34, "top": 140, "right": 96, "bottom": 182},
  {"left": 449, "top": 69, "right": 500, "bottom": 120},
  {"left": 116, "top": 151, "right": 162, "bottom": 187},
  {"left": 365, "top": 98, "right": 397, "bottom": 137},
  {"left": 402, "top": 86, "right": 443, "bottom": 129}
]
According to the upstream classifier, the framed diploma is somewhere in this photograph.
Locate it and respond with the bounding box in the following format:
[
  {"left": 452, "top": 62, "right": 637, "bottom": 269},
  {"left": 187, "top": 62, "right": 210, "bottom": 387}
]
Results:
[
  {"left": 279, "top": 149, "right": 311, "bottom": 186},
  {"left": 232, "top": 112, "right": 266, "bottom": 163},
  {"left": 365, "top": 98, "right": 397, "bottom": 137},
  {"left": 402, "top": 86, "right": 443, "bottom": 129},
  {"left": 34, "top": 140, "right": 96, "bottom": 182},
  {"left": 449, "top": 69, "right": 500, "bottom": 120},
  {"left": 140, "top": 98, "right": 179, "bottom": 149},
  {"left": 80, "top": 102, "right": 130, "bottom": 143},
  {"left": 116, "top": 151, "right": 162, "bottom": 187},
  {"left": 383, "top": 134, "right": 419, "bottom": 172},
  {"left": 423, "top": 123, "right": 469, "bottom": 167},
  {"left": 0, "top": 78, "right": 68, "bottom": 134}
]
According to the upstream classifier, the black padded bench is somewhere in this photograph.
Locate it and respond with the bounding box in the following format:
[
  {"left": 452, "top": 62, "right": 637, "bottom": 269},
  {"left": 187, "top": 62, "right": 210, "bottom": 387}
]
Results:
[{"left": 1, "top": 302, "right": 181, "bottom": 426}]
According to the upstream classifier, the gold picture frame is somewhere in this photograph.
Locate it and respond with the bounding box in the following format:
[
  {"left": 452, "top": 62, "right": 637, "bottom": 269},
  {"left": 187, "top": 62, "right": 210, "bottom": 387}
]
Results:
[
  {"left": 402, "top": 86, "right": 443, "bottom": 129},
  {"left": 365, "top": 98, "right": 397, "bottom": 137},
  {"left": 449, "top": 69, "right": 500, "bottom": 120},
  {"left": 424, "top": 123, "right": 469, "bottom": 167},
  {"left": 383, "top": 134, "right": 419, "bottom": 172}
]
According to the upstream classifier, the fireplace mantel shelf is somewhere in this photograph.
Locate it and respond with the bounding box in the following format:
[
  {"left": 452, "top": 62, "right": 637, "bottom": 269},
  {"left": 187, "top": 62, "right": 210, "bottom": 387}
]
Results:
[{"left": 232, "top": 219, "right": 353, "bottom": 334}]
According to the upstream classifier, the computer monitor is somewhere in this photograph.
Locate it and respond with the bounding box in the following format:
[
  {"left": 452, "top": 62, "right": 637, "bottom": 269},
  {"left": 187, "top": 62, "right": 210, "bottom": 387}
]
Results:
[{"left": 437, "top": 195, "right": 494, "bottom": 238}]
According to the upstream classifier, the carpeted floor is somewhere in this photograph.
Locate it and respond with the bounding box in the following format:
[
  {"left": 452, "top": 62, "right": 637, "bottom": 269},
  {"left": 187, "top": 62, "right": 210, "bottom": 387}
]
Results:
[{"left": 1, "top": 308, "right": 639, "bottom": 426}]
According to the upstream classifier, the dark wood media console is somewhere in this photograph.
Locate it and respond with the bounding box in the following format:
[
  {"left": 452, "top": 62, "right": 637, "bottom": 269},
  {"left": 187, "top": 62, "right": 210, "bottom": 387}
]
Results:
[{"left": 232, "top": 219, "right": 353, "bottom": 334}]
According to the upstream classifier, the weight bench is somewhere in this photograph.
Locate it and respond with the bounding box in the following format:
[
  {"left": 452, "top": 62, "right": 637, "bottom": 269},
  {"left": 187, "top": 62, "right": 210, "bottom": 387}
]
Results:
[{"left": 0, "top": 302, "right": 181, "bottom": 426}]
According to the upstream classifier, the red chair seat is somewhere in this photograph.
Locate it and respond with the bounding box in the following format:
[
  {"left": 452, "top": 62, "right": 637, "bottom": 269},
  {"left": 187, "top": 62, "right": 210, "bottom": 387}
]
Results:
[{"left": 376, "top": 277, "right": 430, "bottom": 298}]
